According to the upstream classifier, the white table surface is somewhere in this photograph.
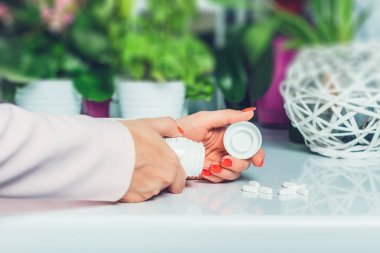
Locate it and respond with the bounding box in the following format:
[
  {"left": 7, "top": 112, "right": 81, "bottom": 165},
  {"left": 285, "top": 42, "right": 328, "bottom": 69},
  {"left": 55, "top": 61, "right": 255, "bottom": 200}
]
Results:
[{"left": 1, "top": 128, "right": 380, "bottom": 253}]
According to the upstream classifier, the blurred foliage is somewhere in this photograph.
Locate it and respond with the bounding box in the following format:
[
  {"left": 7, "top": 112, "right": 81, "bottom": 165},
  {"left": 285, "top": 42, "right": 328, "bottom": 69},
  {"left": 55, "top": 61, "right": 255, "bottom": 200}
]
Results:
[
  {"left": 0, "top": 0, "right": 214, "bottom": 101},
  {"left": 117, "top": 0, "right": 215, "bottom": 100},
  {"left": 213, "top": 0, "right": 367, "bottom": 105},
  {"left": 67, "top": 0, "right": 134, "bottom": 101},
  {"left": 0, "top": 0, "right": 134, "bottom": 102},
  {"left": 148, "top": 0, "right": 196, "bottom": 34},
  {"left": 72, "top": 67, "right": 114, "bottom": 102},
  {"left": 213, "top": 1, "right": 278, "bottom": 105},
  {"left": 0, "top": 2, "right": 83, "bottom": 83},
  {"left": 276, "top": 0, "right": 369, "bottom": 47},
  {"left": 215, "top": 28, "right": 247, "bottom": 103},
  {"left": 215, "top": 23, "right": 275, "bottom": 104}
]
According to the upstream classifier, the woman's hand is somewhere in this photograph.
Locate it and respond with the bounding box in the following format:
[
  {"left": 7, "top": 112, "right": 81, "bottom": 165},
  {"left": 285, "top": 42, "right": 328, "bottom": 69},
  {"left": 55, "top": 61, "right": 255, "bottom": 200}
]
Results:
[
  {"left": 119, "top": 117, "right": 186, "bottom": 203},
  {"left": 177, "top": 108, "right": 265, "bottom": 183}
]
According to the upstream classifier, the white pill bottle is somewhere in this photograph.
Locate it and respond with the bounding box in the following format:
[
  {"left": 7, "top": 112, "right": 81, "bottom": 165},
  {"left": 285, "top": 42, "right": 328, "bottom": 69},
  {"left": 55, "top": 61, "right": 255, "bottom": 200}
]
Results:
[{"left": 165, "top": 121, "right": 262, "bottom": 176}]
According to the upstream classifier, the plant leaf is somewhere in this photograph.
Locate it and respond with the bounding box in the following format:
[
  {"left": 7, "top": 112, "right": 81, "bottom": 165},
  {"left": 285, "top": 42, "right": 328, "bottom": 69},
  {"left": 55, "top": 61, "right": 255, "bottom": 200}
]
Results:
[
  {"left": 276, "top": 11, "right": 321, "bottom": 45},
  {"left": 73, "top": 68, "right": 114, "bottom": 102},
  {"left": 243, "top": 18, "right": 279, "bottom": 64},
  {"left": 214, "top": 46, "right": 247, "bottom": 103}
]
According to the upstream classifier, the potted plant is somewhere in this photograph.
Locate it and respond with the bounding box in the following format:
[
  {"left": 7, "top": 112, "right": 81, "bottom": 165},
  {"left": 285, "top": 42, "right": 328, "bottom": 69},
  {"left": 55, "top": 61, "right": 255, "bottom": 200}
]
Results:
[
  {"left": 67, "top": 0, "right": 132, "bottom": 118},
  {"left": 212, "top": 0, "right": 304, "bottom": 127},
  {"left": 0, "top": 0, "right": 84, "bottom": 115},
  {"left": 279, "top": 0, "right": 378, "bottom": 158},
  {"left": 114, "top": 0, "right": 214, "bottom": 119}
]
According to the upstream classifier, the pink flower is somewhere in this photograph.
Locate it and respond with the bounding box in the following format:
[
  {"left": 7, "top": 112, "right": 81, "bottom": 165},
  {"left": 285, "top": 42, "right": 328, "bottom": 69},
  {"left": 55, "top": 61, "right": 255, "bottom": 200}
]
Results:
[
  {"left": 41, "top": 6, "right": 53, "bottom": 21},
  {"left": 0, "top": 2, "right": 13, "bottom": 24},
  {"left": 63, "top": 14, "right": 74, "bottom": 25},
  {"left": 39, "top": 0, "right": 77, "bottom": 33}
]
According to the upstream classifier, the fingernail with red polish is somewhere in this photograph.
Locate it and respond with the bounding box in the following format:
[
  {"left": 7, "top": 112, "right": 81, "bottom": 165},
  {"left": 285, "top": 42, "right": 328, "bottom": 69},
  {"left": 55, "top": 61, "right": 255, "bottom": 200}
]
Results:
[
  {"left": 201, "top": 168, "right": 212, "bottom": 177},
  {"left": 177, "top": 126, "right": 184, "bottom": 134},
  {"left": 221, "top": 158, "right": 233, "bottom": 168},
  {"left": 242, "top": 107, "right": 256, "bottom": 112},
  {"left": 258, "top": 159, "right": 264, "bottom": 167},
  {"left": 210, "top": 164, "right": 222, "bottom": 173}
]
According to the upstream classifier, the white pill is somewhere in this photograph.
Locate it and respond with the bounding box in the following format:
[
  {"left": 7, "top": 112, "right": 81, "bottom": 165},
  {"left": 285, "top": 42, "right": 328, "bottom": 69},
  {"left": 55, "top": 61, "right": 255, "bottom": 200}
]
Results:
[
  {"left": 282, "top": 182, "right": 298, "bottom": 188},
  {"left": 297, "top": 188, "right": 309, "bottom": 196},
  {"left": 259, "top": 186, "right": 273, "bottom": 195},
  {"left": 248, "top": 181, "right": 260, "bottom": 188},
  {"left": 278, "top": 188, "right": 296, "bottom": 195},
  {"left": 284, "top": 182, "right": 306, "bottom": 190},
  {"left": 241, "top": 185, "right": 259, "bottom": 193}
]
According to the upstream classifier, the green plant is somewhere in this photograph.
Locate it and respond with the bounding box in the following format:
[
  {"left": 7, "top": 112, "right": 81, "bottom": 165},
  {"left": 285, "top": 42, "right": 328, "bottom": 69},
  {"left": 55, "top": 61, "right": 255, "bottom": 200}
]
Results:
[
  {"left": 276, "top": 0, "right": 369, "bottom": 47},
  {"left": 68, "top": 0, "right": 133, "bottom": 102},
  {"left": 0, "top": 1, "right": 84, "bottom": 83},
  {"left": 117, "top": 0, "right": 214, "bottom": 100},
  {"left": 213, "top": 0, "right": 368, "bottom": 106},
  {"left": 215, "top": 18, "right": 278, "bottom": 104},
  {"left": 210, "top": 0, "right": 280, "bottom": 106},
  {"left": 0, "top": 0, "right": 130, "bottom": 102}
]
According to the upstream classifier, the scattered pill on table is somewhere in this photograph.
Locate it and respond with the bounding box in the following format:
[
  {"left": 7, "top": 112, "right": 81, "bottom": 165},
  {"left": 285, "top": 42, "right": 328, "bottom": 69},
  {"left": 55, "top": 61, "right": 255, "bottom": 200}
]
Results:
[
  {"left": 241, "top": 185, "right": 259, "bottom": 193},
  {"left": 259, "top": 193, "right": 273, "bottom": 200},
  {"left": 283, "top": 182, "right": 298, "bottom": 188},
  {"left": 242, "top": 180, "right": 309, "bottom": 201},
  {"left": 248, "top": 181, "right": 260, "bottom": 188},
  {"left": 278, "top": 188, "right": 296, "bottom": 195},
  {"left": 259, "top": 186, "right": 273, "bottom": 195},
  {"left": 283, "top": 182, "right": 305, "bottom": 189},
  {"left": 242, "top": 192, "right": 258, "bottom": 199}
]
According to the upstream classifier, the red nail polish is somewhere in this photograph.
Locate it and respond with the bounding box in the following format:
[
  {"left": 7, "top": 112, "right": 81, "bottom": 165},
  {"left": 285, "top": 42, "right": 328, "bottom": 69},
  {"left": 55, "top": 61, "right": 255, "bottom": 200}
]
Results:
[
  {"left": 258, "top": 159, "right": 264, "bottom": 167},
  {"left": 242, "top": 107, "right": 256, "bottom": 112},
  {"left": 177, "top": 126, "right": 184, "bottom": 134},
  {"left": 221, "top": 158, "right": 233, "bottom": 168},
  {"left": 210, "top": 164, "right": 222, "bottom": 173},
  {"left": 201, "top": 169, "right": 212, "bottom": 177}
]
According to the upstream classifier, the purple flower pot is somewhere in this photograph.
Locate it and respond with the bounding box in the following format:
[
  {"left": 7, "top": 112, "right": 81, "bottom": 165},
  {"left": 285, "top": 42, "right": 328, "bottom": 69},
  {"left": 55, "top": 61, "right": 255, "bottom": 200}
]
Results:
[
  {"left": 256, "top": 37, "right": 296, "bottom": 127},
  {"left": 84, "top": 99, "right": 111, "bottom": 118}
]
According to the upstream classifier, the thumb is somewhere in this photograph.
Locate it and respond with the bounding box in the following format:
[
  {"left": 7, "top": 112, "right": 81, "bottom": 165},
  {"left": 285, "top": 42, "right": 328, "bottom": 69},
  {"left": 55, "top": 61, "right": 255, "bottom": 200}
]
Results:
[
  {"left": 197, "top": 108, "right": 255, "bottom": 130},
  {"left": 146, "top": 117, "right": 183, "bottom": 137}
]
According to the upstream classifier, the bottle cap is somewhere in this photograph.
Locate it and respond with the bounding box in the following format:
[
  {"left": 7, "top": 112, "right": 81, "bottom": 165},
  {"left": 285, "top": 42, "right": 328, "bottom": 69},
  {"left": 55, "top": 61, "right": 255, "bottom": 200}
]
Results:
[{"left": 223, "top": 122, "right": 262, "bottom": 159}]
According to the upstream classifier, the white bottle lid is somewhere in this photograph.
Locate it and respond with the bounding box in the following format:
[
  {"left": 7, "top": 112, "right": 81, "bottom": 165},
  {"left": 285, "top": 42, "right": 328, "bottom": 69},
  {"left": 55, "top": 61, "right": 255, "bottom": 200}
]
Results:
[{"left": 223, "top": 121, "right": 262, "bottom": 159}]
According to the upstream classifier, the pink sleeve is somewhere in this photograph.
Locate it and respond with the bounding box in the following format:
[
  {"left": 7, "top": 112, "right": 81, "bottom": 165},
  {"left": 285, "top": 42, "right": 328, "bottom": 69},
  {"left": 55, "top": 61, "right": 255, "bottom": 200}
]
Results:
[{"left": 0, "top": 104, "right": 135, "bottom": 201}]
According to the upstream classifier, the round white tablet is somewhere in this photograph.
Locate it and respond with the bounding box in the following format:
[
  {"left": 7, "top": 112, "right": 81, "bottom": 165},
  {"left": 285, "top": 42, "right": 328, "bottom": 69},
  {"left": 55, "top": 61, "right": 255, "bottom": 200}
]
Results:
[
  {"left": 259, "top": 186, "right": 273, "bottom": 195},
  {"left": 241, "top": 185, "right": 259, "bottom": 193},
  {"left": 248, "top": 181, "right": 261, "bottom": 188}
]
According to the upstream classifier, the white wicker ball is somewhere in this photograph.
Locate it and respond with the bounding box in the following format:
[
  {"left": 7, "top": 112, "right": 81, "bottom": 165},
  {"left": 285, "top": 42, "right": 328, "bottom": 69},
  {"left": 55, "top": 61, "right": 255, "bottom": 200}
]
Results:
[{"left": 281, "top": 42, "right": 380, "bottom": 159}]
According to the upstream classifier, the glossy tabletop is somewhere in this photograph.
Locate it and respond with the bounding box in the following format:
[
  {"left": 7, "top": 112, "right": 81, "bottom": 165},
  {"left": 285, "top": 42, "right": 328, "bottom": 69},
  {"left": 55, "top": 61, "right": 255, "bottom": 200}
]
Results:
[{"left": 1, "top": 128, "right": 380, "bottom": 252}]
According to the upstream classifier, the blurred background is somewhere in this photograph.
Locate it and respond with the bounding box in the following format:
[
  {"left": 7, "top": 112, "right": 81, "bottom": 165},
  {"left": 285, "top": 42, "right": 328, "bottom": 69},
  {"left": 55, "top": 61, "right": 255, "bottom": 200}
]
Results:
[{"left": 0, "top": 0, "right": 379, "bottom": 148}]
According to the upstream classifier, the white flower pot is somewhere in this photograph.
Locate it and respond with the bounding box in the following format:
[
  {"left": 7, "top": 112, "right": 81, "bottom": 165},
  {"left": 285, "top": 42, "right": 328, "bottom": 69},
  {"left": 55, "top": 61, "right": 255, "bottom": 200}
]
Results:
[
  {"left": 281, "top": 43, "right": 380, "bottom": 159},
  {"left": 116, "top": 80, "right": 186, "bottom": 119},
  {"left": 15, "top": 80, "right": 82, "bottom": 115}
]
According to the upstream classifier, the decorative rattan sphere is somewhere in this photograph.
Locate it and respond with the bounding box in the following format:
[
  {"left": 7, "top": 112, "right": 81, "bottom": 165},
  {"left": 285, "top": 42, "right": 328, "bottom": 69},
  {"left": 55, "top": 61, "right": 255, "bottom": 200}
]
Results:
[{"left": 281, "top": 43, "right": 380, "bottom": 159}]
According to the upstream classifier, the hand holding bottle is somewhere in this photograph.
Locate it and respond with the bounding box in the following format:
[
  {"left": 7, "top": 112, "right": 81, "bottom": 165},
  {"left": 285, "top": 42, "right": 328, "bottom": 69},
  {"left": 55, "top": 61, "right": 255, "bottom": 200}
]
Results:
[{"left": 176, "top": 108, "right": 265, "bottom": 183}]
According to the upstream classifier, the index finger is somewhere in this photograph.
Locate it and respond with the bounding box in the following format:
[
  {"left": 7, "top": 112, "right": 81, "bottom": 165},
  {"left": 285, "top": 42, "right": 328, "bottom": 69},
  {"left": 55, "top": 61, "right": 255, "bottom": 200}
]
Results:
[{"left": 197, "top": 109, "right": 255, "bottom": 130}]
